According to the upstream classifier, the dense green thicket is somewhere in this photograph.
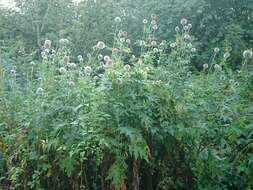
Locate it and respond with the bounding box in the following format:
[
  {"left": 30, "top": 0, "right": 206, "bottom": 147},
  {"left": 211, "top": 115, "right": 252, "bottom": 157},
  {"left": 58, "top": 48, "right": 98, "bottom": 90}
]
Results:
[{"left": 0, "top": 0, "right": 253, "bottom": 190}]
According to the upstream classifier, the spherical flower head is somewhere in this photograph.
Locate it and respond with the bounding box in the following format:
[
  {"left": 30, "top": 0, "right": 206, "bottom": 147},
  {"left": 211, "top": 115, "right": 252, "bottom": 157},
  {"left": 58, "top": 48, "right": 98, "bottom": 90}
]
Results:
[
  {"left": 69, "top": 63, "right": 77, "bottom": 68},
  {"left": 191, "top": 48, "right": 197, "bottom": 53},
  {"left": 151, "top": 41, "right": 157, "bottom": 46},
  {"left": 84, "top": 66, "right": 92, "bottom": 75},
  {"left": 152, "top": 25, "right": 158, "bottom": 30},
  {"left": 223, "top": 52, "right": 230, "bottom": 59},
  {"left": 41, "top": 51, "right": 47, "bottom": 59},
  {"left": 78, "top": 55, "right": 83, "bottom": 62},
  {"left": 170, "top": 42, "right": 177, "bottom": 48},
  {"left": 77, "top": 55, "right": 82, "bottom": 59},
  {"left": 214, "top": 47, "right": 220, "bottom": 54},
  {"left": 114, "top": 16, "right": 122, "bottom": 23},
  {"left": 229, "top": 79, "right": 235, "bottom": 84},
  {"left": 160, "top": 40, "right": 166, "bottom": 46},
  {"left": 98, "top": 54, "right": 103, "bottom": 60},
  {"left": 187, "top": 43, "right": 192, "bottom": 48},
  {"left": 183, "top": 25, "right": 189, "bottom": 31},
  {"left": 36, "top": 87, "right": 44, "bottom": 95},
  {"left": 214, "top": 64, "right": 222, "bottom": 71},
  {"left": 139, "top": 40, "right": 146, "bottom": 46},
  {"left": 153, "top": 48, "right": 159, "bottom": 53},
  {"left": 243, "top": 50, "right": 253, "bottom": 59},
  {"left": 175, "top": 26, "right": 180, "bottom": 32},
  {"left": 93, "top": 76, "right": 99, "bottom": 81},
  {"left": 143, "top": 19, "right": 148, "bottom": 24},
  {"left": 104, "top": 55, "right": 111, "bottom": 62},
  {"left": 59, "top": 38, "right": 69, "bottom": 47},
  {"left": 188, "top": 24, "right": 192, "bottom": 29},
  {"left": 203, "top": 63, "right": 209, "bottom": 69},
  {"left": 59, "top": 67, "right": 67, "bottom": 74},
  {"left": 180, "top": 18, "right": 188, "bottom": 26},
  {"left": 151, "top": 14, "right": 157, "bottom": 20},
  {"left": 87, "top": 53, "right": 91, "bottom": 59},
  {"left": 44, "top": 39, "right": 52, "bottom": 49},
  {"left": 151, "top": 20, "right": 156, "bottom": 25},
  {"left": 30, "top": 61, "right": 35, "bottom": 65},
  {"left": 68, "top": 81, "right": 75, "bottom": 86},
  {"left": 126, "top": 39, "right": 131, "bottom": 44},
  {"left": 44, "top": 48, "right": 50, "bottom": 54},
  {"left": 10, "top": 69, "right": 16, "bottom": 75},
  {"left": 184, "top": 34, "right": 191, "bottom": 41},
  {"left": 93, "top": 45, "right": 97, "bottom": 51},
  {"left": 96, "top": 41, "right": 106, "bottom": 49},
  {"left": 124, "top": 64, "right": 131, "bottom": 71},
  {"left": 98, "top": 74, "right": 104, "bottom": 78},
  {"left": 118, "top": 30, "right": 123, "bottom": 37},
  {"left": 120, "top": 38, "right": 125, "bottom": 43}
]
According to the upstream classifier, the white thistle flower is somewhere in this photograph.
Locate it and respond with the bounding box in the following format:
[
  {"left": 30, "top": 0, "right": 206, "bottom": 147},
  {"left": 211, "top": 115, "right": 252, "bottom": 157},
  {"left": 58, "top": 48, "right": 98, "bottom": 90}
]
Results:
[
  {"left": 143, "top": 19, "right": 148, "bottom": 24},
  {"left": 59, "top": 38, "right": 69, "bottom": 47},
  {"left": 175, "top": 26, "right": 180, "bottom": 32},
  {"left": 114, "top": 17, "right": 122, "bottom": 23},
  {"left": 87, "top": 53, "right": 91, "bottom": 59},
  {"left": 187, "top": 43, "right": 192, "bottom": 48},
  {"left": 10, "top": 69, "right": 16, "bottom": 75},
  {"left": 68, "top": 81, "right": 75, "bottom": 86},
  {"left": 214, "top": 64, "right": 222, "bottom": 71},
  {"left": 44, "top": 40, "right": 52, "bottom": 49},
  {"left": 139, "top": 40, "right": 146, "bottom": 46},
  {"left": 78, "top": 55, "right": 83, "bottom": 62},
  {"left": 151, "top": 20, "right": 156, "bottom": 25},
  {"left": 214, "top": 47, "right": 220, "bottom": 54},
  {"left": 44, "top": 49, "right": 50, "bottom": 54},
  {"left": 160, "top": 40, "right": 166, "bottom": 46},
  {"left": 69, "top": 63, "right": 77, "bottom": 68},
  {"left": 103, "top": 55, "right": 111, "bottom": 62},
  {"left": 151, "top": 41, "right": 157, "bottom": 46},
  {"left": 243, "top": 50, "right": 253, "bottom": 59},
  {"left": 153, "top": 48, "right": 159, "bottom": 53},
  {"left": 229, "top": 79, "right": 235, "bottom": 84},
  {"left": 180, "top": 18, "right": 188, "bottom": 25},
  {"left": 41, "top": 51, "right": 47, "bottom": 59},
  {"left": 84, "top": 66, "right": 92, "bottom": 74},
  {"left": 223, "top": 52, "right": 230, "bottom": 59},
  {"left": 96, "top": 41, "right": 106, "bottom": 49},
  {"left": 36, "top": 87, "right": 44, "bottom": 95},
  {"left": 59, "top": 67, "right": 67, "bottom": 74},
  {"left": 191, "top": 48, "right": 197, "bottom": 53},
  {"left": 77, "top": 55, "right": 83, "bottom": 60},
  {"left": 183, "top": 25, "right": 189, "bottom": 31},
  {"left": 203, "top": 63, "right": 209, "bottom": 69},
  {"left": 120, "top": 38, "right": 125, "bottom": 43},
  {"left": 152, "top": 25, "right": 158, "bottom": 30},
  {"left": 124, "top": 64, "right": 131, "bottom": 71},
  {"left": 98, "top": 54, "right": 103, "bottom": 60},
  {"left": 126, "top": 39, "right": 131, "bottom": 44},
  {"left": 93, "top": 45, "right": 97, "bottom": 51},
  {"left": 170, "top": 42, "right": 177, "bottom": 48},
  {"left": 184, "top": 34, "right": 191, "bottom": 41}
]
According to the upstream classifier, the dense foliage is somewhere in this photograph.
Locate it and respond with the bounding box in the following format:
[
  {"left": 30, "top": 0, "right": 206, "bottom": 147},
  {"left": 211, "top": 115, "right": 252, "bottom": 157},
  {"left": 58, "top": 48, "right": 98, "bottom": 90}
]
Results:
[{"left": 0, "top": 0, "right": 253, "bottom": 190}]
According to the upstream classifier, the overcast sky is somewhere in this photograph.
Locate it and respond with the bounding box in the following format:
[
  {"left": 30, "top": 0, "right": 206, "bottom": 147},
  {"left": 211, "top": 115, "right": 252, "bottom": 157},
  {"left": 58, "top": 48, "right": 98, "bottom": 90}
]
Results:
[
  {"left": 0, "top": 0, "right": 15, "bottom": 7},
  {"left": 0, "top": 0, "right": 81, "bottom": 7}
]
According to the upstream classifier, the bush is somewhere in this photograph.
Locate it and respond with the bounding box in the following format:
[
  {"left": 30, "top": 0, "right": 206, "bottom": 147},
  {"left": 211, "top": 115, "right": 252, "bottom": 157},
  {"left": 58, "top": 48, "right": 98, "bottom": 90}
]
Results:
[{"left": 0, "top": 15, "right": 253, "bottom": 190}]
